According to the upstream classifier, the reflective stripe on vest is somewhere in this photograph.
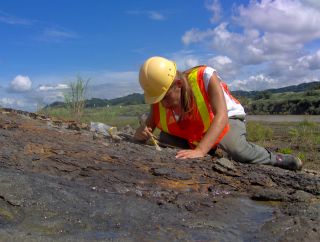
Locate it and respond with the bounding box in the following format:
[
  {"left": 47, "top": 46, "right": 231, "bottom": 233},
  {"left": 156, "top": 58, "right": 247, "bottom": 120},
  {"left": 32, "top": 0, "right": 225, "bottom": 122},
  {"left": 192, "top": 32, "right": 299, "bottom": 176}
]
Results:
[
  {"left": 188, "top": 69, "right": 211, "bottom": 131},
  {"left": 159, "top": 103, "right": 168, "bottom": 133}
]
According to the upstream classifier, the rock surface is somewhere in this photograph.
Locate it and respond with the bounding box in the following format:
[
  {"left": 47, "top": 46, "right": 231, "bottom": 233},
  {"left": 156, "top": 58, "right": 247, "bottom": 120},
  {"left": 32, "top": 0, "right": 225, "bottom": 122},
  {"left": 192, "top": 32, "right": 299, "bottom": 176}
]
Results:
[{"left": 0, "top": 108, "right": 319, "bottom": 241}]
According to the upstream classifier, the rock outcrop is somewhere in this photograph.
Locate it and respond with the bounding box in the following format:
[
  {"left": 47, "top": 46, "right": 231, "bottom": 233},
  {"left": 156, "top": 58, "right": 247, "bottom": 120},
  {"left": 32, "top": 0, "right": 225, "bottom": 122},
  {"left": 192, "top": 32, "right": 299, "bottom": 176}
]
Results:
[{"left": 0, "top": 108, "right": 319, "bottom": 241}]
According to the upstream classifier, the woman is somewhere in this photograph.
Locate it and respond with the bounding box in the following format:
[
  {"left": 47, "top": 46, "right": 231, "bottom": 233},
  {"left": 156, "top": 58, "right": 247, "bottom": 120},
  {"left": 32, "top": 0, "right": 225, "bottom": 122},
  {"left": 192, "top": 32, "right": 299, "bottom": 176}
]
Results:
[{"left": 134, "top": 56, "right": 302, "bottom": 171}]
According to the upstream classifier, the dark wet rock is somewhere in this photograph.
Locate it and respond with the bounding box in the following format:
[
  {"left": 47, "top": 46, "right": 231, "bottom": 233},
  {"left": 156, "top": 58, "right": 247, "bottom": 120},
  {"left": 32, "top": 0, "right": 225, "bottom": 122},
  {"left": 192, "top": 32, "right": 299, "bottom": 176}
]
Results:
[
  {"left": 248, "top": 173, "right": 277, "bottom": 187},
  {"left": 215, "top": 157, "right": 236, "bottom": 171},
  {"left": 212, "top": 158, "right": 241, "bottom": 177},
  {"left": 251, "top": 188, "right": 287, "bottom": 201},
  {"left": 0, "top": 108, "right": 320, "bottom": 241},
  {"left": 150, "top": 167, "right": 192, "bottom": 180},
  {"left": 256, "top": 201, "right": 320, "bottom": 242},
  {"left": 291, "top": 190, "right": 316, "bottom": 202}
]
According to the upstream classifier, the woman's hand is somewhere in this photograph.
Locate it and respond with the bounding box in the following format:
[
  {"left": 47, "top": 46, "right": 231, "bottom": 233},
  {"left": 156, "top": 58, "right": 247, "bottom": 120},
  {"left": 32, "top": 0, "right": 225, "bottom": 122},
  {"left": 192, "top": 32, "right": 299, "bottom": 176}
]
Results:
[
  {"left": 133, "top": 125, "right": 153, "bottom": 142},
  {"left": 175, "top": 148, "right": 206, "bottom": 159}
]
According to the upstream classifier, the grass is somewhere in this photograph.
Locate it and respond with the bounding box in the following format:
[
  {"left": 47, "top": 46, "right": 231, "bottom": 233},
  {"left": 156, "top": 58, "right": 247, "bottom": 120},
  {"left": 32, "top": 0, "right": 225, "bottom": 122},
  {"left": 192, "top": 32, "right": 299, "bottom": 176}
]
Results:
[
  {"left": 40, "top": 104, "right": 150, "bottom": 128},
  {"left": 253, "top": 120, "right": 320, "bottom": 168},
  {"left": 246, "top": 121, "right": 273, "bottom": 143}
]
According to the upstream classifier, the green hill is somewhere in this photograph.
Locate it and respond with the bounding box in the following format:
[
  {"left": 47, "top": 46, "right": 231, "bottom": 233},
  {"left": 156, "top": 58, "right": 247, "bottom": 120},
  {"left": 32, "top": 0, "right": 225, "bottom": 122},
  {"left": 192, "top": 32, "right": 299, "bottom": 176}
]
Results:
[
  {"left": 231, "top": 82, "right": 320, "bottom": 115},
  {"left": 232, "top": 81, "right": 320, "bottom": 98},
  {"left": 48, "top": 81, "right": 320, "bottom": 114},
  {"left": 48, "top": 93, "right": 145, "bottom": 108}
]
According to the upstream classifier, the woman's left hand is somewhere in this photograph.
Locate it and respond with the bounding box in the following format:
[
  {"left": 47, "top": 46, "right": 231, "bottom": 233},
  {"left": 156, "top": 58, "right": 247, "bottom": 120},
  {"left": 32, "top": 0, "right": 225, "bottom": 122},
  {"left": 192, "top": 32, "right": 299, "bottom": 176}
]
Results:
[{"left": 175, "top": 148, "right": 206, "bottom": 159}]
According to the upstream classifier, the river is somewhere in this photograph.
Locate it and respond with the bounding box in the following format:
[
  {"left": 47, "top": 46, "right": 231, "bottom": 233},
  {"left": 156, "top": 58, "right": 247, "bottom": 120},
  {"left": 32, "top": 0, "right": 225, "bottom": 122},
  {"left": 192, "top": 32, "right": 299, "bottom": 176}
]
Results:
[{"left": 246, "top": 115, "right": 320, "bottom": 122}]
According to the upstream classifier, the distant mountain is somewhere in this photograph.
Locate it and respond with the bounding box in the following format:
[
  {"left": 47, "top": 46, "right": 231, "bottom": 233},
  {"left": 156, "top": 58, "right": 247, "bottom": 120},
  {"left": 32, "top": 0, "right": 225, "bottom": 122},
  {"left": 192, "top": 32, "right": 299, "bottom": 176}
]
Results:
[
  {"left": 107, "top": 93, "right": 144, "bottom": 106},
  {"left": 48, "top": 93, "right": 145, "bottom": 108},
  {"left": 232, "top": 81, "right": 320, "bottom": 98},
  {"left": 48, "top": 81, "right": 320, "bottom": 114}
]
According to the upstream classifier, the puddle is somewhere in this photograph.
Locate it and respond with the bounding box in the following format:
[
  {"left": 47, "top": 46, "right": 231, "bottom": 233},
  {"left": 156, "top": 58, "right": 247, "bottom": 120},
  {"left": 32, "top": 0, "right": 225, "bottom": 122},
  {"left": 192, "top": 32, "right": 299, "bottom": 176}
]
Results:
[
  {"left": 68, "top": 196, "right": 276, "bottom": 241},
  {"left": 184, "top": 197, "right": 276, "bottom": 241}
]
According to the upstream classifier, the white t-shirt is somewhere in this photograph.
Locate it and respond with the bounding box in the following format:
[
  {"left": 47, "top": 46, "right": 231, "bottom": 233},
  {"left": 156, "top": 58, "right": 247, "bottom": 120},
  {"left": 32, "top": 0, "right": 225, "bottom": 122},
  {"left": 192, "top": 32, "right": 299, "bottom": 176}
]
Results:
[{"left": 203, "top": 67, "right": 246, "bottom": 117}]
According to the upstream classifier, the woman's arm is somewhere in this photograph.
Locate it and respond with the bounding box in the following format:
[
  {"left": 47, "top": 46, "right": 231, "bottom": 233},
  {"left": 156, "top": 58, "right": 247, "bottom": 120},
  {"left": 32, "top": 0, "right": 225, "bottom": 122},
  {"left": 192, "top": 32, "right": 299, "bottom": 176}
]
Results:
[
  {"left": 133, "top": 106, "right": 157, "bottom": 141},
  {"left": 175, "top": 72, "right": 228, "bottom": 158}
]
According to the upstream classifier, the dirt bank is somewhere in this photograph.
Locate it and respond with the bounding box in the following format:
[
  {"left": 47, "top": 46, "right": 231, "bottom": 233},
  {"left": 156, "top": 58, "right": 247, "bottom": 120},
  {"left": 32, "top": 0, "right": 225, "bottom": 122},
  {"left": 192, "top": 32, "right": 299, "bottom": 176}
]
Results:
[{"left": 0, "top": 108, "right": 319, "bottom": 241}]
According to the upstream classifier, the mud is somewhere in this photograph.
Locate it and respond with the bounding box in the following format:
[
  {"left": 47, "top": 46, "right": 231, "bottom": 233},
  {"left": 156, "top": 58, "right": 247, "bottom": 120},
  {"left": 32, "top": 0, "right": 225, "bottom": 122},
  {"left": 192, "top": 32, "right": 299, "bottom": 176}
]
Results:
[{"left": 0, "top": 108, "right": 319, "bottom": 241}]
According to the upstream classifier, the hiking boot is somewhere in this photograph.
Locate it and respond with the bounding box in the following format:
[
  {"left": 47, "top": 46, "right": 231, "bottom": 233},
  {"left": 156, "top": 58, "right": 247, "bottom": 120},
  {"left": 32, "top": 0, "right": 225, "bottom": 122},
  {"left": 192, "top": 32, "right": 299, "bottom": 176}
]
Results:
[{"left": 274, "top": 154, "right": 303, "bottom": 171}]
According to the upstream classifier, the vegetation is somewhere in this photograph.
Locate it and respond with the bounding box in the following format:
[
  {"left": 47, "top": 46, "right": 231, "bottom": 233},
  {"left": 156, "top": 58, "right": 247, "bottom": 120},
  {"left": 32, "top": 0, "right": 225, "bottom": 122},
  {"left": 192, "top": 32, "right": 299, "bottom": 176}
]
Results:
[
  {"left": 244, "top": 91, "right": 320, "bottom": 115},
  {"left": 247, "top": 122, "right": 273, "bottom": 143},
  {"left": 64, "top": 77, "right": 90, "bottom": 121},
  {"left": 43, "top": 104, "right": 150, "bottom": 128},
  {"left": 232, "top": 81, "right": 320, "bottom": 115},
  {"left": 48, "top": 80, "right": 320, "bottom": 115},
  {"left": 251, "top": 120, "right": 320, "bottom": 168}
]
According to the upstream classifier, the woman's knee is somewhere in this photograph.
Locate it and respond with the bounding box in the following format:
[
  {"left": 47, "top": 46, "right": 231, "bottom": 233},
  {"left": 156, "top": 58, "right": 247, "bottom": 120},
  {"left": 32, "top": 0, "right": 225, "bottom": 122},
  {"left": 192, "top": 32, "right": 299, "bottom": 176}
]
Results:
[{"left": 219, "top": 137, "right": 252, "bottom": 163}]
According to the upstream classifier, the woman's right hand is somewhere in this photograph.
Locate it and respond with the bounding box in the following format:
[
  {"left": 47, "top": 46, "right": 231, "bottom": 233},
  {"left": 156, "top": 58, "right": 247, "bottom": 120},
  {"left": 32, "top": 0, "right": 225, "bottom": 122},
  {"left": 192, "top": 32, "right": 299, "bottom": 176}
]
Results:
[{"left": 133, "top": 125, "right": 153, "bottom": 141}]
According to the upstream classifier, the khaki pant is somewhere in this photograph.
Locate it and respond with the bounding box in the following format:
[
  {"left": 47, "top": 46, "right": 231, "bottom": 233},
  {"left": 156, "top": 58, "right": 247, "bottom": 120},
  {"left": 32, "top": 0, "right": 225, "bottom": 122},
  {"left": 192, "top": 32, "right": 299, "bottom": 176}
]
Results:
[
  {"left": 159, "top": 117, "right": 276, "bottom": 165},
  {"left": 218, "top": 117, "right": 276, "bottom": 164}
]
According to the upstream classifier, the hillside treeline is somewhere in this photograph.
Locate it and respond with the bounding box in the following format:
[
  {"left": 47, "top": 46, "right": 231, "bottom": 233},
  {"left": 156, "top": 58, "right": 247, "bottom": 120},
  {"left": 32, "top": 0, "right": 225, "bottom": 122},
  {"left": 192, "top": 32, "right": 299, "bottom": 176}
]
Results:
[
  {"left": 245, "top": 99, "right": 320, "bottom": 115},
  {"left": 49, "top": 81, "right": 320, "bottom": 115}
]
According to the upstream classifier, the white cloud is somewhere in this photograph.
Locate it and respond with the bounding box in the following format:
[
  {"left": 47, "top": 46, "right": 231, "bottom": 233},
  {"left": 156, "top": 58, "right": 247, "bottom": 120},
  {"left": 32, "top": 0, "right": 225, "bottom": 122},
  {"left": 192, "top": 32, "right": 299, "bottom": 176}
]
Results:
[
  {"left": 10, "top": 75, "right": 32, "bottom": 92},
  {"left": 0, "top": 97, "right": 31, "bottom": 109},
  {"left": 37, "top": 84, "right": 69, "bottom": 91},
  {"left": 44, "top": 29, "right": 76, "bottom": 38},
  {"left": 31, "top": 70, "right": 140, "bottom": 103},
  {"left": 148, "top": 11, "right": 165, "bottom": 20},
  {"left": 34, "top": 90, "right": 65, "bottom": 105},
  {"left": 236, "top": 0, "right": 320, "bottom": 42},
  {"left": 85, "top": 70, "right": 141, "bottom": 99},
  {"left": 37, "top": 28, "right": 77, "bottom": 42},
  {"left": 183, "top": 23, "right": 267, "bottom": 65},
  {"left": 302, "top": 0, "right": 320, "bottom": 9},
  {"left": 2, "top": 76, "right": 123, "bottom": 111},
  {"left": 229, "top": 74, "right": 277, "bottom": 91},
  {"left": 205, "top": 0, "right": 222, "bottom": 23},
  {"left": 180, "top": 0, "right": 320, "bottom": 90},
  {"left": 296, "top": 49, "right": 320, "bottom": 70},
  {"left": 126, "top": 10, "right": 166, "bottom": 21},
  {"left": 182, "top": 28, "right": 215, "bottom": 45},
  {"left": 207, "top": 55, "right": 239, "bottom": 79},
  {"left": 170, "top": 51, "right": 201, "bottom": 70},
  {"left": 0, "top": 10, "right": 34, "bottom": 25},
  {"left": 0, "top": 97, "right": 18, "bottom": 106}
]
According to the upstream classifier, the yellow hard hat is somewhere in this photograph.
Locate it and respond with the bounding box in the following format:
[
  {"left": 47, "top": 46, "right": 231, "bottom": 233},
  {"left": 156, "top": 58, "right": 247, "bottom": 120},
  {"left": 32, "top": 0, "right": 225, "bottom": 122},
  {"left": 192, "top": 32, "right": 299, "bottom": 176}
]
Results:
[{"left": 139, "top": 56, "right": 177, "bottom": 104}]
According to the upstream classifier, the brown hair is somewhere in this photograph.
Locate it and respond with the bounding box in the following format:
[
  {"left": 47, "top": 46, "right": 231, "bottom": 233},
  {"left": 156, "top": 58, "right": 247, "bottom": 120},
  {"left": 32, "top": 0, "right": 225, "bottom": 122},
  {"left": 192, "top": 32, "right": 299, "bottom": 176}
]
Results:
[
  {"left": 176, "top": 70, "right": 195, "bottom": 117},
  {"left": 180, "top": 65, "right": 207, "bottom": 118}
]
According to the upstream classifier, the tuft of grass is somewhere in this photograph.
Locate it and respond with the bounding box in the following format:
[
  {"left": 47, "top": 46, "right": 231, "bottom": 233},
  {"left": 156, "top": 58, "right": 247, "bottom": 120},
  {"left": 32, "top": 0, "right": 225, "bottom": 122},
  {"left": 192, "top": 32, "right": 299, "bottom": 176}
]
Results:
[
  {"left": 247, "top": 121, "right": 273, "bottom": 142},
  {"left": 278, "top": 147, "right": 293, "bottom": 154},
  {"left": 297, "top": 152, "right": 306, "bottom": 161},
  {"left": 64, "top": 77, "right": 90, "bottom": 121},
  {"left": 286, "top": 120, "right": 320, "bottom": 164},
  {"left": 298, "top": 119, "right": 317, "bottom": 127}
]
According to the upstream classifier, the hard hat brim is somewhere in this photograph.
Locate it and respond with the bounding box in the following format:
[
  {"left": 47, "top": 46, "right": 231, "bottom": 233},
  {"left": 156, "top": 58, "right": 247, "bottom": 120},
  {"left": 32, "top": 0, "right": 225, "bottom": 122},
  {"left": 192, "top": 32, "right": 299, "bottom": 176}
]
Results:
[{"left": 144, "top": 91, "right": 167, "bottom": 104}]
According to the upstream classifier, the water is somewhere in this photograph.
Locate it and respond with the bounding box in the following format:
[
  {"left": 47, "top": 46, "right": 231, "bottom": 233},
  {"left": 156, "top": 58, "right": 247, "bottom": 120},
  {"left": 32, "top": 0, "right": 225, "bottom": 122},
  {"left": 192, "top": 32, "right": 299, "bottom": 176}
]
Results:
[{"left": 246, "top": 115, "right": 320, "bottom": 123}]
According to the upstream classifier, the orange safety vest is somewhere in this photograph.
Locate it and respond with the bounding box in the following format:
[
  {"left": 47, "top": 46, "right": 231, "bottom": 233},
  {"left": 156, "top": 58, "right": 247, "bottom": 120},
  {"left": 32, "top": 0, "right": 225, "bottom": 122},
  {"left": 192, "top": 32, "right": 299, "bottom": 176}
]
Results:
[{"left": 152, "top": 66, "right": 230, "bottom": 148}]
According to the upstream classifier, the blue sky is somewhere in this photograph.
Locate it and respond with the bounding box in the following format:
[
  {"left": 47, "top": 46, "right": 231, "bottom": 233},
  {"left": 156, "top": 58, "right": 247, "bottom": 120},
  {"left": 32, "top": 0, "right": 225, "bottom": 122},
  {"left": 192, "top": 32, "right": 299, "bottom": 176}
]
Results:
[{"left": 1, "top": 0, "right": 320, "bottom": 111}]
